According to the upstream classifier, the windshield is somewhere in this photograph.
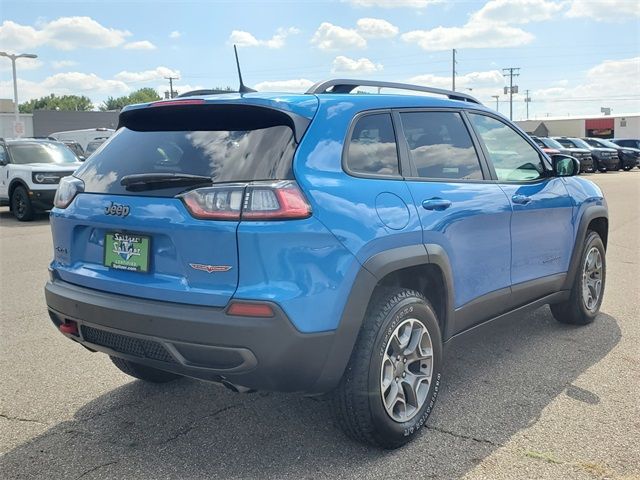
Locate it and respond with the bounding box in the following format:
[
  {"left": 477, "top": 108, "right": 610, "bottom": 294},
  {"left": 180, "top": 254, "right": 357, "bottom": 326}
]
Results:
[
  {"left": 541, "top": 137, "right": 565, "bottom": 149},
  {"left": 75, "top": 125, "right": 296, "bottom": 197},
  {"left": 596, "top": 139, "right": 619, "bottom": 149},
  {"left": 8, "top": 143, "right": 79, "bottom": 165},
  {"left": 569, "top": 138, "right": 592, "bottom": 149}
]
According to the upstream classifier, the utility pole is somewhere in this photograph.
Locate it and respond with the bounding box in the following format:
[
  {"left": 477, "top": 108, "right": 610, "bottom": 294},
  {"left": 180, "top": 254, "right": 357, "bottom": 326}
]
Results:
[
  {"left": 452, "top": 49, "right": 457, "bottom": 91},
  {"left": 524, "top": 89, "right": 531, "bottom": 119},
  {"left": 491, "top": 95, "right": 500, "bottom": 112},
  {"left": 165, "top": 76, "right": 179, "bottom": 98},
  {"left": 502, "top": 67, "right": 520, "bottom": 120}
]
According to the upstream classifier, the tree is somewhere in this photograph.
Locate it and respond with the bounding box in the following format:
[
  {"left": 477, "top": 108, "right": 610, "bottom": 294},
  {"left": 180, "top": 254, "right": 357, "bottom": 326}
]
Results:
[
  {"left": 19, "top": 94, "right": 94, "bottom": 113},
  {"left": 99, "top": 88, "right": 161, "bottom": 111}
]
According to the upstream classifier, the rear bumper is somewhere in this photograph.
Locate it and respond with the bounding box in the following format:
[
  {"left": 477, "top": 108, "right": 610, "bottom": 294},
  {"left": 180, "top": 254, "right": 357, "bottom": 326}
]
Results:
[{"left": 45, "top": 278, "right": 336, "bottom": 393}]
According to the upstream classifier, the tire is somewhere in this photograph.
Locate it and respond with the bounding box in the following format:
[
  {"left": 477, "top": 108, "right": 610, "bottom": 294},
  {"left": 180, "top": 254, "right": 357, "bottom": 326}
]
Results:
[
  {"left": 551, "top": 231, "right": 605, "bottom": 325},
  {"left": 11, "top": 186, "right": 34, "bottom": 221},
  {"left": 110, "top": 356, "right": 181, "bottom": 383},
  {"left": 332, "top": 288, "right": 443, "bottom": 449}
]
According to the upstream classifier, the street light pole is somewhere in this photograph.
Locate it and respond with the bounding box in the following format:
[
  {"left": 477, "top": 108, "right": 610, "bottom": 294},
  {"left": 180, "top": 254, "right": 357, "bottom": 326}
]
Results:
[{"left": 0, "top": 51, "right": 38, "bottom": 137}]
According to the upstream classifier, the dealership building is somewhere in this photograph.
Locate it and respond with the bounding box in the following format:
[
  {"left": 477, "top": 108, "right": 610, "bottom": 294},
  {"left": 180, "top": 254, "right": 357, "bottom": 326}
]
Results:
[{"left": 516, "top": 113, "right": 640, "bottom": 139}]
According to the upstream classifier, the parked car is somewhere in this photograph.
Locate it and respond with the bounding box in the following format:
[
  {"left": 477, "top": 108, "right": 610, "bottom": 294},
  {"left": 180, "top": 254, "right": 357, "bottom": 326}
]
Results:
[
  {"left": 45, "top": 79, "right": 608, "bottom": 449},
  {"left": 611, "top": 138, "right": 640, "bottom": 149},
  {"left": 553, "top": 137, "right": 618, "bottom": 172},
  {"left": 583, "top": 137, "right": 638, "bottom": 171},
  {"left": 0, "top": 139, "right": 82, "bottom": 220},
  {"left": 59, "top": 140, "right": 86, "bottom": 161},
  {"left": 530, "top": 136, "right": 593, "bottom": 172},
  {"left": 50, "top": 128, "right": 114, "bottom": 151},
  {"left": 84, "top": 137, "right": 110, "bottom": 157}
]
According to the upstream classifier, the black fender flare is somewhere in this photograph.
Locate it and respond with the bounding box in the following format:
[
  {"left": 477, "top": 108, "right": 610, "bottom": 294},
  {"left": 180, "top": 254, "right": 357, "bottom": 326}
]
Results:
[
  {"left": 8, "top": 178, "right": 30, "bottom": 204},
  {"left": 308, "top": 244, "right": 455, "bottom": 394},
  {"left": 562, "top": 204, "right": 608, "bottom": 291}
]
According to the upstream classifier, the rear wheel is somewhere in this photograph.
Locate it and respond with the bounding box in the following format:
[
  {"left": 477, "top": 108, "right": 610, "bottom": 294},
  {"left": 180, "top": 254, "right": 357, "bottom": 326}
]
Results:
[
  {"left": 110, "top": 356, "right": 182, "bottom": 383},
  {"left": 551, "top": 231, "right": 605, "bottom": 325},
  {"left": 11, "top": 186, "right": 34, "bottom": 221},
  {"left": 332, "top": 288, "right": 443, "bottom": 449}
]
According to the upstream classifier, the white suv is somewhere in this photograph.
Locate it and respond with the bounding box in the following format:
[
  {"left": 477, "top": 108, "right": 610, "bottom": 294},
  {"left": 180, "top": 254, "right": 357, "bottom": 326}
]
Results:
[{"left": 0, "top": 139, "right": 82, "bottom": 221}]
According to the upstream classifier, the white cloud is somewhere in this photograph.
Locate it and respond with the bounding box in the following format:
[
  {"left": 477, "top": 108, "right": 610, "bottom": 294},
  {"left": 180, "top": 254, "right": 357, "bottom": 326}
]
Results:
[
  {"left": 114, "top": 66, "right": 180, "bottom": 83},
  {"left": 402, "top": 23, "right": 534, "bottom": 51},
  {"left": 527, "top": 57, "right": 640, "bottom": 117},
  {"left": 0, "top": 56, "right": 42, "bottom": 72},
  {"left": 229, "top": 27, "right": 299, "bottom": 48},
  {"left": 356, "top": 18, "right": 399, "bottom": 38},
  {"left": 123, "top": 40, "right": 157, "bottom": 50},
  {"left": 311, "top": 22, "right": 367, "bottom": 50},
  {"left": 0, "top": 72, "right": 130, "bottom": 105},
  {"left": 565, "top": 0, "right": 640, "bottom": 21},
  {"left": 470, "top": 0, "right": 564, "bottom": 25},
  {"left": 254, "top": 78, "right": 315, "bottom": 92},
  {"left": 409, "top": 70, "right": 503, "bottom": 90},
  {"left": 169, "top": 30, "right": 181, "bottom": 39},
  {"left": 51, "top": 60, "right": 77, "bottom": 69},
  {"left": 332, "top": 55, "right": 383, "bottom": 73},
  {"left": 347, "top": 0, "right": 440, "bottom": 8},
  {"left": 0, "top": 17, "right": 131, "bottom": 51}
]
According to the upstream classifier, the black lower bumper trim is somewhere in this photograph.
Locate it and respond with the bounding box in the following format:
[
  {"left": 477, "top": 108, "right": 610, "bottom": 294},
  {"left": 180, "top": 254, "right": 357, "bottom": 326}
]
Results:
[{"left": 45, "top": 279, "right": 336, "bottom": 393}]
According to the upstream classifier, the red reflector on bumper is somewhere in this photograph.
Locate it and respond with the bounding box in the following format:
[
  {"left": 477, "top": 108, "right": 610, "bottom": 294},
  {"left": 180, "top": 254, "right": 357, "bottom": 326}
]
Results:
[
  {"left": 59, "top": 321, "right": 79, "bottom": 336},
  {"left": 227, "top": 302, "right": 274, "bottom": 317}
]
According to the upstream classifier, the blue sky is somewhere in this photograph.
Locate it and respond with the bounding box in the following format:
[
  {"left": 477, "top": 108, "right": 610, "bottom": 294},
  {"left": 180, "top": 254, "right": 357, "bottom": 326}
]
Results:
[{"left": 1, "top": 0, "right": 638, "bottom": 119}]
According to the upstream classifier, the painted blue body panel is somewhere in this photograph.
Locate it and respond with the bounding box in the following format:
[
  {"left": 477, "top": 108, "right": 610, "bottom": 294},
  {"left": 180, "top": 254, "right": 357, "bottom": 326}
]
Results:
[
  {"left": 404, "top": 181, "right": 512, "bottom": 308},
  {"left": 50, "top": 193, "right": 240, "bottom": 307},
  {"left": 48, "top": 91, "right": 607, "bottom": 335},
  {"left": 497, "top": 178, "right": 575, "bottom": 285},
  {"left": 235, "top": 217, "right": 359, "bottom": 333}
]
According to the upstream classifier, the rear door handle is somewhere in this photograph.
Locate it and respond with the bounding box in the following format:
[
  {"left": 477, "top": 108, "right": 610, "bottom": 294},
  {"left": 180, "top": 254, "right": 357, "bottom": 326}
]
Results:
[
  {"left": 422, "top": 198, "right": 452, "bottom": 211},
  {"left": 512, "top": 194, "right": 532, "bottom": 205}
]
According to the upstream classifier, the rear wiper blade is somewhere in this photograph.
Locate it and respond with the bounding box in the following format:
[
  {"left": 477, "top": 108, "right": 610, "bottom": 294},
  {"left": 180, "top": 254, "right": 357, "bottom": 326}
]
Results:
[{"left": 120, "top": 173, "right": 213, "bottom": 191}]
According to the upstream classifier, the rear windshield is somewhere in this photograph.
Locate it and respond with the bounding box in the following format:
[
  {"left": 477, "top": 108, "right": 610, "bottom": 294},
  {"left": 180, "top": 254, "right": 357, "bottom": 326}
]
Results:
[
  {"left": 74, "top": 125, "right": 296, "bottom": 196},
  {"left": 9, "top": 143, "right": 79, "bottom": 165}
]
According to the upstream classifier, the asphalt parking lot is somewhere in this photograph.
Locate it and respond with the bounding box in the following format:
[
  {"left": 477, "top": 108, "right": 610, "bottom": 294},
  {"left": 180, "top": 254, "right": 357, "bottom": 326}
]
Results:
[{"left": 0, "top": 171, "right": 638, "bottom": 480}]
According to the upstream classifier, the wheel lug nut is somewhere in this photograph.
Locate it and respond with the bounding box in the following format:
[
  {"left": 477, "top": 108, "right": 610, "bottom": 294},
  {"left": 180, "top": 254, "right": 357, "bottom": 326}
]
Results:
[
  {"left": 403, "top": 358, "right": 407, "bottom": 364},
  {"left": 402, "top": 372, "right": 406, "bottom": 378},
  {"left": 396, "top": 355, "right": 400, "bottom": 361}
]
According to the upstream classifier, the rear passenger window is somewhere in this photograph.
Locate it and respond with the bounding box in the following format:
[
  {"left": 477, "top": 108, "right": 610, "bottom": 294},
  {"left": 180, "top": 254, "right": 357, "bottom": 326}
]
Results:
[
  {"left": 347, "top": 113, "right": 400, "bottom": 176},
  {"left": 399, "top": 111, "right": 483, "bottom": 180}
]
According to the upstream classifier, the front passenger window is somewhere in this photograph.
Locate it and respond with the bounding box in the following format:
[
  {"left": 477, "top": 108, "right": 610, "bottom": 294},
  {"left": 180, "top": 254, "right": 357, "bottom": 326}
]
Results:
[{"left": 468, "top": 114, "right": 544, "bottom": 182}]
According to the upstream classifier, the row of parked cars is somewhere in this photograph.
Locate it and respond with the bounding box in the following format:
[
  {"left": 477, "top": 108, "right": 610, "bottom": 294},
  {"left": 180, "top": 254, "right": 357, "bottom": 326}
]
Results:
[
  {"left": 531, "top": 135, "right": 640, "bottom": 173},
  {"left": 0, "top": 129, "right": 114, "bottom": 220}
]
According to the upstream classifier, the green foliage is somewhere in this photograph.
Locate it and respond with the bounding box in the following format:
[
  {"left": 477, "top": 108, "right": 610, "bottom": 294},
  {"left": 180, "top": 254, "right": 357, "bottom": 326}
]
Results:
[
  {"left": 19, "top": 94, "right": 94, "bottom": 113},
  {"left": 99, "top": 87, "right": 162, "bottom": 111}
]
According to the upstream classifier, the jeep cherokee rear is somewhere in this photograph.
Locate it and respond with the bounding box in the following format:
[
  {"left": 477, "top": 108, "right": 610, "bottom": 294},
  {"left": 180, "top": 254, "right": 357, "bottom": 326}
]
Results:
[{"left": 46, "top": 80, "right": 608, "bottom": 449}]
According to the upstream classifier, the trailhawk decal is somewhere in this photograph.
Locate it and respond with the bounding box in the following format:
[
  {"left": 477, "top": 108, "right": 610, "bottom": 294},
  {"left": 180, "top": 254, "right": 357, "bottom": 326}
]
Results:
[{"left": 189, "top": 263, "right": 233, "bottom": 273}]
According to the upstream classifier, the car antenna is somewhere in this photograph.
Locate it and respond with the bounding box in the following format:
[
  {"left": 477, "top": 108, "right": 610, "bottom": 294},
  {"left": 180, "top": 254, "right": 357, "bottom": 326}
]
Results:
[{"left": 234, "top": 44, "right": 256, "bottom": 94}]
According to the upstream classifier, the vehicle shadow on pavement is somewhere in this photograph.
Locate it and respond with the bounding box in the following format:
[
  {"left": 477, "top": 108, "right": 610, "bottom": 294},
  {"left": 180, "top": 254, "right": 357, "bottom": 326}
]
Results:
[
  {"left": 0, "top": 208, "right": 49, "bottom": 227},
  {"left": 0, "top": 308, "right": 620, "bottom": 479}
]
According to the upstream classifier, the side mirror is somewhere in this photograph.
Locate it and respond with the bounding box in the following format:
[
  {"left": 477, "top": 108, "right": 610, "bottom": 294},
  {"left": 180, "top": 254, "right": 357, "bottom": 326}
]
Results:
[{"left": 551, "top": 154, "right": 580, "bottom": 177}]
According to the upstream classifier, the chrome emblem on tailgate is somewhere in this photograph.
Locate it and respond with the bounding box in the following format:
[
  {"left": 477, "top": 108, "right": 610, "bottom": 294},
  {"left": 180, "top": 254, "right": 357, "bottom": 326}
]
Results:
[{"left": 189, "top": 263, "right": 233, "bottom": 273}]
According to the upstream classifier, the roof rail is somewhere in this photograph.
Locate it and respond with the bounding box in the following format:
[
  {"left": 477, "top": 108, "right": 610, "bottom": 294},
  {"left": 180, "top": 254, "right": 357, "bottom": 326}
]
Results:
[{"left": 306, "top": 79, "right": 481, "bottom": 104}]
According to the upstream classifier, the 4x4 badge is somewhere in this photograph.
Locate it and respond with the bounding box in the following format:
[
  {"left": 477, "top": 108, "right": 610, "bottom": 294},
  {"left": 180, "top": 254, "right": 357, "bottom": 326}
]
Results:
[{"left": 189, "top": 263, "right": 232, "bottom": 273}]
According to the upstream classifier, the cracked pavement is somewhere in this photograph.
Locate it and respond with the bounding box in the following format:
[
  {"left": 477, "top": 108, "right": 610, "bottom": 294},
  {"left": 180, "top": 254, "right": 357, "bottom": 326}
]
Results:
[{"left": 1, "top": 171, "right": 639, "bottom": 479}]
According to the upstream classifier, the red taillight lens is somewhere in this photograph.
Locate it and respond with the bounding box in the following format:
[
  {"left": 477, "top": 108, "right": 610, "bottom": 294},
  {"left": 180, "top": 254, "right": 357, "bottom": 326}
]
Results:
[
  {"left": 150, "top": 99, "right": 205, "bottom": 107},
  {"left": 227, "top": 302, "right": 275, "bottom": 317},
  {"left": 180, "top": 181, "right": 311, "bottom": 221}
]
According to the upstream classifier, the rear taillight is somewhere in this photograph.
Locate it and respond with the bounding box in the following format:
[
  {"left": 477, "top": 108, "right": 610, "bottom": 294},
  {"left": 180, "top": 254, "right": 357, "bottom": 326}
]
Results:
[
  {"left": 54, "top": 176, "right": 84, "bottom": 209},
  {"left": 180, "top": 180, "right": 311, "bottom": 221}
]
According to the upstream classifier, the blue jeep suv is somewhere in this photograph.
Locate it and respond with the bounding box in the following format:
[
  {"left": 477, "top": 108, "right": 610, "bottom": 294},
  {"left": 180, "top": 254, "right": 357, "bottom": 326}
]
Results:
[{"left": 45, "top": 79, "right": 608, "bottom": 449}]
